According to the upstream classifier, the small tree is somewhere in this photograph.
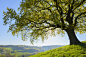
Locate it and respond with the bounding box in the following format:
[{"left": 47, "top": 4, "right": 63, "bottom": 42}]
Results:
[
  {"left": 15, "top": 51, "right": 17, "bottom": 57},
  {"left": 3, "top": 0, "right": 86, "bottom": 45}
]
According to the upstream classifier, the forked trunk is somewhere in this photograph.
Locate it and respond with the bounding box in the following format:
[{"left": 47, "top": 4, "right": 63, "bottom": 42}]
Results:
[{"left": 65, "top": 29, "right": 81, "bottom": 45}]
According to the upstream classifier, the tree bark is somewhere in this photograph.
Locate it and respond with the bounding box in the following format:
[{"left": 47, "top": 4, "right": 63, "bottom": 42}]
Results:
[{"left": 65, "top": 29, "right": 81, "bottom": 45}]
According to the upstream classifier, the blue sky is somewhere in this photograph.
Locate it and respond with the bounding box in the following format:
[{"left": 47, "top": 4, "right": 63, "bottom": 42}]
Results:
[{"left": 0, "top": 0, "right": 86, "bottom": 46}]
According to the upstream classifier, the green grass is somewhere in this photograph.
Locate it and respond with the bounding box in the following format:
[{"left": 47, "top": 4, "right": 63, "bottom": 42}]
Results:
[
  {"left": 29, "top": 41, "right": 86, "bottom": 57},
  {"left": 11, "top": 52, "right": 31, "bottom": 57},
  {"left": 5, "top": 47, "right": 13, "bottom": 51}
]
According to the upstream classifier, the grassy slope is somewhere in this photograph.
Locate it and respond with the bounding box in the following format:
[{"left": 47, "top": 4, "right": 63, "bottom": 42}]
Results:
[
  {"left": 0, "top": 46, "right": 32, "bottom": 57},
  {"left": 29, "top": 41, "right": 86, "bottom": 57}
]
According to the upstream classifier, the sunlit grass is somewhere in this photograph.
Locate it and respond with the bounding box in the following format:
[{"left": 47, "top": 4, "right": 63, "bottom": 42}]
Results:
[{"left": 29, "top": 41, "right": 86, "bottom": 57}]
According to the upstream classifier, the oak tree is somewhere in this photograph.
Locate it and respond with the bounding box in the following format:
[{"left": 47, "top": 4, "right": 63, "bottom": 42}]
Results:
[{"left": 3, "top": 0, "right": 86, "bottom": 45}]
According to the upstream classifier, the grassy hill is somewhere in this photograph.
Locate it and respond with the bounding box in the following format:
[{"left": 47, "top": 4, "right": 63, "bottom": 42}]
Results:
[
  {"left": 29, "top": 41, "right": 86, "bottom": 57},
  {"left": 0, "top": 45, "right": 64, "bottom": 57}
]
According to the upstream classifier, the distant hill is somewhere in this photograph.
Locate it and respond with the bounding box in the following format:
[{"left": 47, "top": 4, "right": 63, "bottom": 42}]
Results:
[
  {"left": 0, "top": 45, "right": 65, "bottom": 57},
  {"left": 41, "top": 45, "right": 65, "bottom": 52}
]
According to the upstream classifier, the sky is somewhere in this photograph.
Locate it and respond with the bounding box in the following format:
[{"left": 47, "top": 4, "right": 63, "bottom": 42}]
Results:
[{"left": 0, "top": 0, "right": 86, "bottom": 46}]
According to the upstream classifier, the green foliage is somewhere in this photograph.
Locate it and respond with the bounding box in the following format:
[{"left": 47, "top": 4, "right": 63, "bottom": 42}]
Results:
[
  {"left": 3, "top": 0, "right": 86, "bottom": 45},
  {"left": 14, "top": 51, "right": 17, "bottom": 57}
]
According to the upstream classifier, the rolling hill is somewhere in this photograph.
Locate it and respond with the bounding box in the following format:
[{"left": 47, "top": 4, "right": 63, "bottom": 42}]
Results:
[
  {"left": 0, "top": 45, "right": 65, "bottom": 57},
  {"left": 29, "top": 41, "right": 86, "bottom": 57}
]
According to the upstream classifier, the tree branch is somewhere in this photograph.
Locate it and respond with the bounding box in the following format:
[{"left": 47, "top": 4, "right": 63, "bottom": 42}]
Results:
[
  {"left": 54, "top": 0, "right": 65, "bottom": 29},
  {"left": 35, "top": 5, "right": 52, "bottom": 13},
  {"left": 74, "top": 12, "right": 86, "bottom": 26},
  {"left": 73, "top": 0, "right": 85, "bottom": 11},
  {"left": 23, "top": 18, "right": 61, "bottom": 32}
]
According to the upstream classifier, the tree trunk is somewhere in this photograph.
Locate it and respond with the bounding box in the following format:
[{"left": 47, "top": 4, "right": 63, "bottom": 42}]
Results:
[{"left": 65, "top": 29, "right": 81, "bottom": 45}]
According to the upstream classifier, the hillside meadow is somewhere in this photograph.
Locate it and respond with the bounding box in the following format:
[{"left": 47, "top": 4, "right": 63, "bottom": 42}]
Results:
[
  {"left": 0, "top": 45, "right": 64, "bottom": 57},
  {"left": 29, "top": 41, "right": 86, "bottom": 57}
]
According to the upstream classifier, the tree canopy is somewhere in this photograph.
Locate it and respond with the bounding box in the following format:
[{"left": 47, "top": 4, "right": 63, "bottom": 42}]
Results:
[{"left": 3, "top": 0, "right": 86, "bottom": 45}]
